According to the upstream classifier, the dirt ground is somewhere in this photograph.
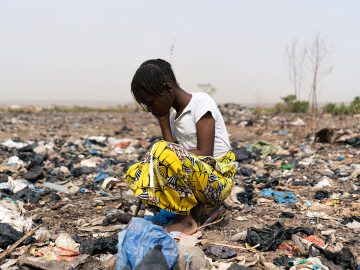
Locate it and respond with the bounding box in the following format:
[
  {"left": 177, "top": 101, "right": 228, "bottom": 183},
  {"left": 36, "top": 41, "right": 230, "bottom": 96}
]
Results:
[{"left": 0, "top": 109, "right": 359, "bottom": 269}]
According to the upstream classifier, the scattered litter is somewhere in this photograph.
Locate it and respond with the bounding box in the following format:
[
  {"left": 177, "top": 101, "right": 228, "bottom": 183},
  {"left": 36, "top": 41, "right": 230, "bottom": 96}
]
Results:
[
  {"left": 0, "top": 109, "right": 359, "bottom": 269},
  {"left": 116, "top": 218, "right": 178, "bottom": 270}
]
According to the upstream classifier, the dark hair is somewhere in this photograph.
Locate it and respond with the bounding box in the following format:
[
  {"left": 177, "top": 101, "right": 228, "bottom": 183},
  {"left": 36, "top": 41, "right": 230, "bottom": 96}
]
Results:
[
  {"left": 140, "top": 59, "right": 178, "bottom": 86},
  {"left": 131, "top": 59, "right": 178, "bottom": 110}
]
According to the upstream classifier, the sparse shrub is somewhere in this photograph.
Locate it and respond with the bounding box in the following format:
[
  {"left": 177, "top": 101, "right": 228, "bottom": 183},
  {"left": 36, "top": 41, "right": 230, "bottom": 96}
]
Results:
[
  {"left": 275, "top": 94, "right": 309, "bottom": 113},
  {"left": 323, "top": 103, "right": 337, "bottom": 114},
  {"left": 322, "top": 97, "right": 360, "bottom": 115},
  {"left": 350, "top": 96, "right": 360, "bottom": 114},
  {"left": 292, "top": 100, "right": 309, "bottom": 113}
]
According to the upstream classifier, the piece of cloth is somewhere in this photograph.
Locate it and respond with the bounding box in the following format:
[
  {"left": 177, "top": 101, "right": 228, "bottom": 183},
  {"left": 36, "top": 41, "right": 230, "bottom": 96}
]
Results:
[
  {"left": 126, "top": 140, "right": 236, "bottom": 215},
  {"left": 144, "top": 209, "right": 176, "bottom": 226},
  {"left": 169, "top": 92, "right": 231, "bottom": 158},
  {"left": 116, "top": 218, "right": 178, "bottom": 270}
]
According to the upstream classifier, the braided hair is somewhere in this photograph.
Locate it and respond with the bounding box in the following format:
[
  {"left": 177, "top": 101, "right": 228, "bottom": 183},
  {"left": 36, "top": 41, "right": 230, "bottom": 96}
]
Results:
[
  {"left": 131, "top": 59, "right": 178, "bottom": 111},
  {"left": 140, "top": 59, "right": 178, "bottom": 87}
]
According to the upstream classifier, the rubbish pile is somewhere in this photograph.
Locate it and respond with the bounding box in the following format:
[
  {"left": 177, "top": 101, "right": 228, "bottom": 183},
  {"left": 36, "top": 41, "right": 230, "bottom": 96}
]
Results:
[{"left": 0, "top": 110, "right": 359, "bottom": 269}]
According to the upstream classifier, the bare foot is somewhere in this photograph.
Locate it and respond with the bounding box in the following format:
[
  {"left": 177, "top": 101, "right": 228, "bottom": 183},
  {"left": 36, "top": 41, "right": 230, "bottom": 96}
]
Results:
[{"left": 164, "top": 214, "right": 198, "bottom": 235}]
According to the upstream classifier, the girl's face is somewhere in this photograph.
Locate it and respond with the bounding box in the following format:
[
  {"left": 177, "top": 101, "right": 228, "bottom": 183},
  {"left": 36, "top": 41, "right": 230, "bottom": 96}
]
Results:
[{"left": 141, "top": 90, "right": 174, "bottom": 117}]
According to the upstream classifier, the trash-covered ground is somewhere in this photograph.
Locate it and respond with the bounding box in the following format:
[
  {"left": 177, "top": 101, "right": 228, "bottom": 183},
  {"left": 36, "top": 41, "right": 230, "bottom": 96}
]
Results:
[{"left": 0, "top": 106, "right": 359, "bottom": 270}]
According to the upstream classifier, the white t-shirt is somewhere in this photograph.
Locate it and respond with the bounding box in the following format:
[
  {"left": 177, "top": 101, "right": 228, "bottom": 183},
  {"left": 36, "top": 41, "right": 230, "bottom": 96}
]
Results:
[{"left": 169, "top": 92, "right": 231, "bottom": 158}]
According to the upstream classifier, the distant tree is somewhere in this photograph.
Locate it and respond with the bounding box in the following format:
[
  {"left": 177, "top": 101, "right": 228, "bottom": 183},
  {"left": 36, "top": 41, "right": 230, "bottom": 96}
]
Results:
[
  {"left": 307, "top": 33, "right": 333, "bottom": 113},
  {"left": 282, "top": 94, "right": 296, "bottom": 104},
  {"left": 285, "top": 38, "right": 307, "bottom": 100},
  {"left": 198, "top": 83, "right": 216, "bottom": 96}
]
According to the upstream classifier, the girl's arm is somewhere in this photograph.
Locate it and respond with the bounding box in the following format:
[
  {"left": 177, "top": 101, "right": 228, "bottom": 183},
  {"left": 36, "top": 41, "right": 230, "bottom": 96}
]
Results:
[
  {"left": 157, "top": 114, "right": 176, "bottom": 143},
  {"left": 188, "top": 112, "right": 215, "bottom": 156}
]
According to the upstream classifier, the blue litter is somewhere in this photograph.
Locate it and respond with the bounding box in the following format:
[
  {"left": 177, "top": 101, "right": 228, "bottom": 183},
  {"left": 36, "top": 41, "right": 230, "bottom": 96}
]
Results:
[
  {"left": 144, "top": 209, "right": 176, "bottom": 226},
  {"left": 260, "top": 188, "right": 297, "bottom": 204},
  {"left": 34, "top": 187, "right": 45, "bottom": 193},
  {"left": 89, "top": 149, "right": 100, "bottom": 156},
  {"left": 98, "top": 160, "right": 111, "bottom": 171},
  {"left": 98, "top": 190, "right": 111, "bottom": 197},
  {"left": 94, "top": 172, "right": 109, "bottom": 183},
  {"left": 303, "top": 200, "right": 313, "bottom": 207},
  {"left": 83, "top": 139, "right": 92, "bottom": 147},
  {"left": 116, "top": 217, "right": 178, "bottom": 270},
  {"left": 79, "top": 187, "right": 91, "bottom": 193}
]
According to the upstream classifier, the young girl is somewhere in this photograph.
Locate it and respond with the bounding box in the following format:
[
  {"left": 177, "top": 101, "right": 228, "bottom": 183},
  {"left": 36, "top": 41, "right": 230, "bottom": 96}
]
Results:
[{"left": 125, "top": 59, "right": 236, "bottom": 234}]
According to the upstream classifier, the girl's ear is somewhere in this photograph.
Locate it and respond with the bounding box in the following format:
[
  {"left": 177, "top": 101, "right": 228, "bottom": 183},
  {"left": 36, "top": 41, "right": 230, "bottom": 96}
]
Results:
[{"left": 164, "top": 83, "right": 174, "bottom": 93}]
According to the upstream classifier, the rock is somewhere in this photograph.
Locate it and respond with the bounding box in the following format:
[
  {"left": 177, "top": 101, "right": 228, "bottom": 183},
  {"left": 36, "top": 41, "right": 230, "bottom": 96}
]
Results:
[{"left": 24, "top": 166, "right": 44, "bottom": 182}]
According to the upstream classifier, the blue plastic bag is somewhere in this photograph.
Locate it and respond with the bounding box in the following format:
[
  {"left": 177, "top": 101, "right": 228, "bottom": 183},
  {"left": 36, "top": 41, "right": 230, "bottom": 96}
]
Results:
[
  {"left": 94, "top": 172, "right": 109, "bottom": 183},
  {"left": 116, "top": 218, "right": 178, "bottom": 270},
  {"left": 260, "top": 188, "right": 297, "bottom": 204}
]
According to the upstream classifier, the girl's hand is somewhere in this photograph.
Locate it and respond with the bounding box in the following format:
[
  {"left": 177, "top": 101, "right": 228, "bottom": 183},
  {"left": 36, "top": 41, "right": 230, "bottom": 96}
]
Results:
[{"left": 149, "top": 92, "right": 174, "bottom": 118}]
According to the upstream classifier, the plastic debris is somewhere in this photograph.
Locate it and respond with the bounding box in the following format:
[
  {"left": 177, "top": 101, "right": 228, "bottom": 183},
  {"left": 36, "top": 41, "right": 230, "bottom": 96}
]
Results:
[
  {"left": 204, "top": 246, "right": 237, "bottom": 259},
  {"left": 290, "top": 257, "right": 329, "bottom": 270},
  {"left": 116, "top": 218, "right": 178, "bottom": 270},
  {"left": 0, "top": 199, "right": 33, "bottom": 232},
  {"left": 260, "top": 188, "right": 297, "bottom": 204},
  {"left": 245, "top": 222, "right": 314, "bottom": 251},
  {"left": 0, "top": 223, "right": 24, "bottom": 249},
  {"left": 248, "top": 141, "right": 275, "bottom": 157},
  {"left": 32, "top": 233, "right": 80, "bottom": 262},
  {"left": 7, "top": 156, "right": 22, "bottom": 166},
  {"left": 133, "top": 245, "right": 170, "bottom": 270},
  {"left": 79, "top": 234, "right": 118, "bottom": 255},
  {"left": 313, "top": 190, "right": 330, "bottom": 200},
  {"left": 93, "top": 172, "right": 109, "bottom": 183},
  {"left": 2, "top": 139, "right": 30, "bottom": 149}
]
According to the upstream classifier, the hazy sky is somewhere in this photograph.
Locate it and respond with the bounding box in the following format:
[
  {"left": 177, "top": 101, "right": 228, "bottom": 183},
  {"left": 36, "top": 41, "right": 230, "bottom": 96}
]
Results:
[{"left": 0, "top": 0, "right": 359, "bottom": 105}]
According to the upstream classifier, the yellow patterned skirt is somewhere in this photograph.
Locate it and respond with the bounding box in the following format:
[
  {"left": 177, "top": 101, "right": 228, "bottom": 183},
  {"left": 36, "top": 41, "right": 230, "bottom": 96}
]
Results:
[{"left": 125, "top": 140, "right": 236, "bottom": 215}]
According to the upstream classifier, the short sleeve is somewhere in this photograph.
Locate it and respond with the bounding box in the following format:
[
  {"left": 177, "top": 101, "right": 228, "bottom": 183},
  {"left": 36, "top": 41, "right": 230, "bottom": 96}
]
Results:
[{"left": 192, "top": 93, "right": 217, "bottom": 123}]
